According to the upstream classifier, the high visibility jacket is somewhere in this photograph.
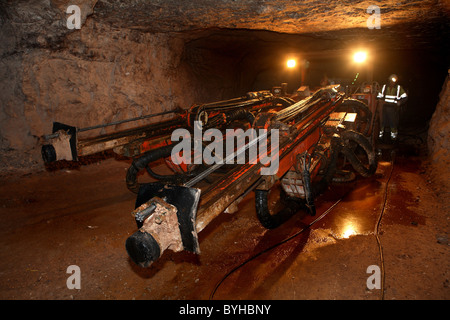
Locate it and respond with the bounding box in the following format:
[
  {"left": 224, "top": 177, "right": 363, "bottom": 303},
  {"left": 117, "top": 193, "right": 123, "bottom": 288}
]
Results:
[{"left": 377, "top": 84, "right": 407, "bottom": 104}]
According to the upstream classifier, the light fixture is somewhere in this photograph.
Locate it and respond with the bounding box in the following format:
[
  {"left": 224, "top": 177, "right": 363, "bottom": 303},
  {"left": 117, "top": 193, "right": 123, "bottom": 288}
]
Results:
[
  {"left": 287, "top": 59, "right": 296, "bottom": 68},
  {"left": 353, "top": 51, "right": 367, "bottom": 63}
]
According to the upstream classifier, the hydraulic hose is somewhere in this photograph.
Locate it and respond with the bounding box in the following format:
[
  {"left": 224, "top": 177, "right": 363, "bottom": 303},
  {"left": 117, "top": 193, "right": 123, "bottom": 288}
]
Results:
[
  {"left": 297, "top": 153, "right": 316, "bottom": 216},
  {"left": 337, "top": 98, "right": 372, "bottom": 136},
  {"left": 254, "top": 189, "right": 303, "bottom": 229},
  {"left": 332, "top": 170, "right": 356, "bottom": 183},
  {"left": 340, "top": 130, "right": 377, "bottom": 177},
  {"left": 126, "top": 144, "right": 176, "bottom": 193}
]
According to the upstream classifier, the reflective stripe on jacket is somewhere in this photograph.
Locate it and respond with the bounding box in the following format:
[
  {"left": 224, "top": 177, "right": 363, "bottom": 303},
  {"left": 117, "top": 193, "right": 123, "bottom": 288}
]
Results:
[{"left": 377, "top": 84, "right": 407, "bottom": 104}]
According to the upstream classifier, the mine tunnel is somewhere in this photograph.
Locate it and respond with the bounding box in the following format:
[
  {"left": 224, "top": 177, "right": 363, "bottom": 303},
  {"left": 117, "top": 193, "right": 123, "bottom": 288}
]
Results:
[{"left": 0, "top": 1, "right": 449, "bottom": 303}]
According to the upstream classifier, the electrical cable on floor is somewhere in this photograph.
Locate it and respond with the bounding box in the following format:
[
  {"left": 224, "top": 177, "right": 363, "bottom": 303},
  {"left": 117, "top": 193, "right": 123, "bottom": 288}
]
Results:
[
  {"left": 210, "top": 150, "right": 396, "bottom": 300},
  {"left": 374, "top": 150, "right": 396, "bottom": 300},
  {"left": 209, "top": 194, "right": 348, "bottom": 300}
]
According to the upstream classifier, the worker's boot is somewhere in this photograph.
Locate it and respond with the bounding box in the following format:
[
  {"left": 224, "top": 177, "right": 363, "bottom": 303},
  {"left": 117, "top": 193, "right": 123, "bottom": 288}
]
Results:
[{"left": 391, "top": 130, "right": 398, "bottom": 140}]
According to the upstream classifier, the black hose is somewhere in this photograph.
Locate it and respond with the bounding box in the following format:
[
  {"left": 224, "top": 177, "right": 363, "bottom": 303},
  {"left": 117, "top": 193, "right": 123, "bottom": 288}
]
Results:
[
  {"left": 340, "top": 130, "right": 377, "bottom": 178},
  {"left": 144, "top": 165, "right": 188, "bottom": 185},
  {"left": 332, "top": 170, "right": 356, "bottom": 183},
  {"left": 210, "top": 192, "right": 348, "bottom": 300},
  {"left": 126, "top": 144, "right": 176, "bottom": 193},
  {"left": 375, "top": 150, "right": 395, "bottom": 300},
  {"left": 337, "top": 98, "right": 372, "bottom": 136},
  {"left": 254, "top": 189, "right": 303, "bottom": 229},
  {"left": 298, "top": 153, "right": 316, "bottom": 216},
  {"left": 318, "top": 134, "right": 342, "bottom": 187}
]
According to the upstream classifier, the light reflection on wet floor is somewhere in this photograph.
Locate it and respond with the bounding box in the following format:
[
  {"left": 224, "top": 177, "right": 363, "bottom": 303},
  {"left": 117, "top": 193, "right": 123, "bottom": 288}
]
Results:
[{"left": 303, "top": 160, "right": 393, "bottom": 245}]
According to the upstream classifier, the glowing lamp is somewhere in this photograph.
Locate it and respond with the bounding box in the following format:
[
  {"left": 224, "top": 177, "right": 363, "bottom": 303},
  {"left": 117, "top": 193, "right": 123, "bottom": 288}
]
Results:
[
  {"left": 353, "top": 51, "right": 367, "bottom": 63},
  {"left": 287, "top": 59, "right": 296, "bottom": 68}
]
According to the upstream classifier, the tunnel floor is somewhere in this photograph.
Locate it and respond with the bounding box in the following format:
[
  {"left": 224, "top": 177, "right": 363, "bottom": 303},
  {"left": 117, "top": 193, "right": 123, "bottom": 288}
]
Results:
[{"left": 0, "top": 142, "right": 448, "bottom": 300}]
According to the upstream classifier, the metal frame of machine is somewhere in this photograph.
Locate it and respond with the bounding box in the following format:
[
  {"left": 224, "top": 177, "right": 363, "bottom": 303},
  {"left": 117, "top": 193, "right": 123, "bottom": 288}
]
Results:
[{"left": 41, "top": 84, "right": 378, "bottom": 268}]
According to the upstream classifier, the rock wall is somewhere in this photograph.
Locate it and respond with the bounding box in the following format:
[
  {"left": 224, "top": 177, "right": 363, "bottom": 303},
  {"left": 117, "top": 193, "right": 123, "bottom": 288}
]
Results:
[
  {"left": 0, "top": 18, "right": 203, "bottom": 174},
  {"left": 427, "top": 69, "right": 450, "bottom": 193},
  {"left": 1, "top": 0, "right": 448, "bottom": 175}
]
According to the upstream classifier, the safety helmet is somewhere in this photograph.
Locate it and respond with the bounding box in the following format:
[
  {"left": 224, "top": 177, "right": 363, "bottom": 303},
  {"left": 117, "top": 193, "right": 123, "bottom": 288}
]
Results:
[{"left": 388, "top": 74, "right": 398, "bottom": 83}]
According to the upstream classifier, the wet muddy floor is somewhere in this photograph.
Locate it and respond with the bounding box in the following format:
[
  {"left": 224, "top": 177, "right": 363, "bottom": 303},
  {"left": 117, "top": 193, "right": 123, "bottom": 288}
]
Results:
[{"left": 0, "top": 144, "right": 448, "bottom": 300}]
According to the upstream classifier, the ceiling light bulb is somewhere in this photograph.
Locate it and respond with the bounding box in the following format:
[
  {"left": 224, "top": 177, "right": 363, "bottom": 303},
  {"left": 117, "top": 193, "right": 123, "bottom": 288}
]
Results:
[
  {"left": 287, "top": 59, "right": 296, "bottom": 68},
  {"left": 353, "top": 51, "right": 367, "bottom": 63}
]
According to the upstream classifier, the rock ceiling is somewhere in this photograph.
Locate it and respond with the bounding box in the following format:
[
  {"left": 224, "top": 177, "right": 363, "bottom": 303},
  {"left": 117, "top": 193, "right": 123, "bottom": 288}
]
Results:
[{"left": 2, "top": 0, "right": 449, "bottom": 53}]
